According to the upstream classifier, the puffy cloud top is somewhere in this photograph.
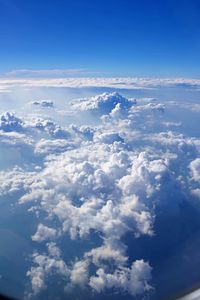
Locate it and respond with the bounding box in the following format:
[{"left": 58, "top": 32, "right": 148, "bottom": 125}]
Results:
[
  {"left": 0, "top": 112, "right": 23, "bottom": 132},
  {"left": 0, "top": 91, "right": 199, "bottom": 300},
  {"left": 72, "top": 92, "right": 134, "bottom": 114}
]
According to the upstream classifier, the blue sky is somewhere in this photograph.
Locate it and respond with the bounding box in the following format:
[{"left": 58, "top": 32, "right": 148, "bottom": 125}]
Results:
[{"left": 0, "top": 0, "right": 200, "bottom": 77}]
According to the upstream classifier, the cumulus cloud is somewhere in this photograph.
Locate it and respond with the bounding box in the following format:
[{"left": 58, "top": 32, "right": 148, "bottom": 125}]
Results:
[
  {"left": 0, "top": 112, "right": 23, "bottom": 132},
  {"left": 32, "top": 100, "right": 54, "bottom": 108},
  {"left": 0, "top": 167, "right": 35, "bottom": 196},
  {"left": 27, "top": 246, "right": 69, "bottom": 295},
  {"left": 71, "top": 124, "right": 95, "bottom": 141},
  {"left": 69, "top": 260, "right": 89, "bottom": 287},
  {"left": 31, "top": 224, "right": 57, "bottom": 242},
  {"left": 26, "top": 118, "right": 70, "bottom": 139},
  {"left": 85, "top": 243, "right": 128, "bottom": 267},
  {"left": 72, "top": 92, "right": 133, "bottom": 113},
  {"left": 0, "top": 91, "right": 200, "bottom": 299},
  {"left": 93, "top": 131, "right": 124, "bottom": 144},
  {"left": 89, "top": 260, "right": 152, "bottom": 296},
  {"left": 189, "top": 158, "right": 200, "bottom": 183},
  {"left": 0, "top": 112, "right": 70, "bottom": 140}
]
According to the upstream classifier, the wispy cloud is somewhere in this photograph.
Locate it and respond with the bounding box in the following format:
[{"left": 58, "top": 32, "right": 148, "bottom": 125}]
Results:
[{"left": 3, "top": 68, "right": 102, "bottom": 78}]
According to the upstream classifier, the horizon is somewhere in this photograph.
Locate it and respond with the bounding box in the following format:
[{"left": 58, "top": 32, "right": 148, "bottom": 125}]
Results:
[{"left": 0, "top": 1, "right": 200, "bottom": 300}]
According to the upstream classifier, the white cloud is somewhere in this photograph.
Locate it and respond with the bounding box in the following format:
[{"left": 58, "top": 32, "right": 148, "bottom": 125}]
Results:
[
  {"left": 0, "top": 76, "right": 200, "bottom": 90},
  {"left": 0, "top": 167, "right": 35, "bottom": 196},
  {"left": 47, "top": 242, "right": 61, "bottom": 258},
  {"left": 1, "top": 92, "right": 200, "bottom": 298},
  {"left": 69, "top": 260, "right": 89, "bottom": 287},
  {"left": 93, "top": 131, "right": 124, "bottom": 144},
  {"left": 27, "top": 247, "right": 69, "bottom": 295},
  {"left": 85, "top": 244, "right": 128, "bottom": 267},
  {"left": 34, "top": 139, "right": 75, "bottom": 155},
  {"left": 0, "top": 112, "right": 23, "bottom": 132},
  {"left": 32, "top": 224, "right": 57, "bottom": 242},
  {"left": 4, "top": 68, "right": 88, "bottom": 77},
  {"left": 189, "top": 158, "right": 200, "bottom": 183},
  {"left": 25, "top": 117, "right": 70, "bottom": 139},
  {"left": 89, "top": 260, "right": 152, "bottom": 296},
  {"left": 0, "top": 131, "right": 33, "bottom": 147},
  {"left": 72, "top": 92, "right": 133, "bottom": 113}
]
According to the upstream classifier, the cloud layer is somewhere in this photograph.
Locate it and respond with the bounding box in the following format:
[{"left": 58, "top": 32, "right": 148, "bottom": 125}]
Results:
[
  {"left": 1, "top": 76, "right": 200, "bottom": 91},
  {"left": 0, "top": 92, "right": 199, "bottom": 299}
]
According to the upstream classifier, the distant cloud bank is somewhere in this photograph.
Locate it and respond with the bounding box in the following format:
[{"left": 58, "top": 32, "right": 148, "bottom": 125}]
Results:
[{"left": 0, "top": 76, "right": 200, "bottom": 91}]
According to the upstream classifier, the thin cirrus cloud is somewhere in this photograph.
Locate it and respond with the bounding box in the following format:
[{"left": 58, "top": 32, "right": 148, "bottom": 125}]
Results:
[{"left": 3, "top": 68, "right": 103, "bottom": 78}]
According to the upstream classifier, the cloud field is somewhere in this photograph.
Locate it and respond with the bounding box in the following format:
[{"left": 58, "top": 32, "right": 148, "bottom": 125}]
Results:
[{"left": 0, "top": 88, "right": 200, "bottom": 300}]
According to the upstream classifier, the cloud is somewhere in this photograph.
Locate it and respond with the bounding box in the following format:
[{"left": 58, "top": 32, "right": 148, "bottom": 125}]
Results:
[
  {"left": 85, "top": 244, "right": 128, "bottom": 267},
  {"left": 26, "top": 117, "right": 70, "bottom": 139},
  {"left": 32, "top": 100, "right": 54, "bottom": 108},
  {"left": 71, "top": 125, "right": 95, "bottom": 141},
  {"left": 4, "top": 68, "right": 92, "bottom": 78},
  {"left": 34, "top": 139, "right": 75, "bottom": 155},
  {"left": 0, "top": 92, "right": 200, "bottom": 299},
  {"left": 0, "top": 131, "right": 33, "bottom": 147},
  {"left": 0, "top": 112, "right": 70, "bottom": 140},
  {"left": 0, "top": 167, "right": 35, "bottom": 196},
  {"left": 27, "top": 247, "right": 69, "bottom": 295},
  {"left": 94, "top": 131, "right": 124, "bottom": 144},
  {"left": 89, "top": 260, "right": 152, "bottom": 296},
  {"left": 72, "top": 92, "right": 133, "bottom": 113},
  {"left": 69, "top": 260, "right": 89, "bottom": 287},
  {"left": 189, "top": 158, "right": 200, "bottom": 183},
  {"left": 31, "top": 224, "right": 57, "bottom": 242},
  {"left": 0, "top": 77, "right": 200, "bottom": 90},
  {"left": 0, "top": 112, "right": 23, "bottom": 132}
]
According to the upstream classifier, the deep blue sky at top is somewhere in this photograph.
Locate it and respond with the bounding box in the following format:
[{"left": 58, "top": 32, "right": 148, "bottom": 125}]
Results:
[{"left": 0, "top": 0, "right": 200, "bottom": 77}]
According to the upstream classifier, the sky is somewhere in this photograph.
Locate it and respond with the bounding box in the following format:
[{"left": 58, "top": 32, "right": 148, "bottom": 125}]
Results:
[
  {"left": 0, "top": 0, "right": 200, "bottom": 77},
  {"left": 1, "top": 2, "right": 200, "bottom": 298}
]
